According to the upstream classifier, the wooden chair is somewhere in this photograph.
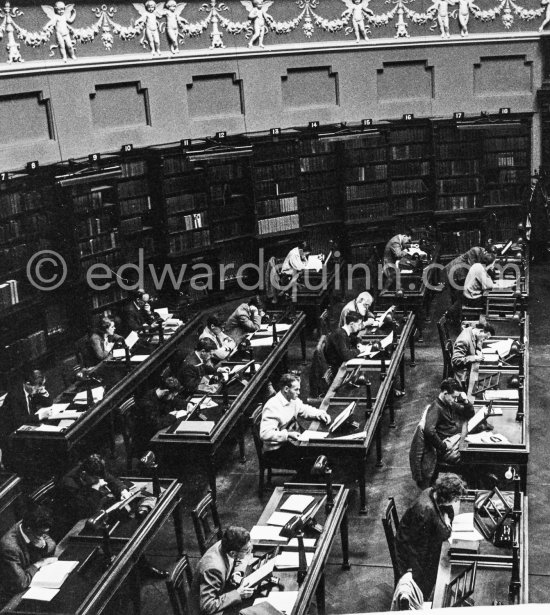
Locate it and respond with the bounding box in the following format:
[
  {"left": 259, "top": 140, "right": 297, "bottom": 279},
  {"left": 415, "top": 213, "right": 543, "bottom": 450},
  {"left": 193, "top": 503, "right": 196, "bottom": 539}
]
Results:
[
  {"left": 117, "top": 397, "right": 136, "bottom": 472},
  {"left": 319, "top": 309, "right": 330, "bottom": 337},
  {"left": 381, "top": 497, "right": 401, "bottom": 588},
  {"left": 166, "top": 553, "right": 193, "bottom": 615},
  {"left": 309, "top": 335, "right": 330, "bottom": 398},
  {"left": 437, "top": 315, "right": 454, "bottom": 379},
  {"left": 191, "top": 491, "right": 223, "bottom": 555},
  {"left": 251, "top": 404, "right": 294, "bottom": 497}
]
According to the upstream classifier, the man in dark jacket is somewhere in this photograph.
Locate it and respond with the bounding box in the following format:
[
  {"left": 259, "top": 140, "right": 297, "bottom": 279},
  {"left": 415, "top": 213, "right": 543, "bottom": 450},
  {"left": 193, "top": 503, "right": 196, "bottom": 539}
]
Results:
[
  {"left": 423, "top": 378, "right": 475, "bottom": 465},
  {"left": 176, "top": 338, "right": 220, "bottom": 396},
  {"left": 324, "top": 311, "right": 363, "bottom": 378},
  {"left": 451, "top": 322, "right": 494, "bottom": 384},
  {"left": 0, "top": 506, "right": 56, "bottom": 604},
  {"left": 395, "top": 473, "right": 466, "bottom": 600}
]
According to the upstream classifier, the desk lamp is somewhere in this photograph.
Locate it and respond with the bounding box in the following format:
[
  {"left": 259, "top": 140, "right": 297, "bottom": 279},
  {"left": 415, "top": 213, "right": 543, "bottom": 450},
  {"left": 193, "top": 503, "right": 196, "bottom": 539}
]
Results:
[
  {"left": 279, "top": 515, "right": 307, "bottom": 584},
  {"left": 365, "top": 378, "right": 373, "bottom": 419},
  {"left": 504, "top": 466, "right": 522, "bottom": 518},
  {"left": 75, "top": 368, "right": 102, "bottom": 406},
  {"left": 515, "top": 376, "right": 524, "bottom": 422},
  {"left": 311, "top": 455, "right": 333, "bottom": 513},
  {"left": 85, "top": 510, "right": 112, "bottom": 567},
  {"left": 140, "top": 451, "right": 161, "bottom": 498}
]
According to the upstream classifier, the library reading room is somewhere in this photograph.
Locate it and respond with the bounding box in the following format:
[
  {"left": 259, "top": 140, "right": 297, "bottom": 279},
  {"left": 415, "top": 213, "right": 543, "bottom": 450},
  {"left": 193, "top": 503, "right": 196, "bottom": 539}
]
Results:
[{"left": 1, "top": 1, "right": 550, "bottom": 614}]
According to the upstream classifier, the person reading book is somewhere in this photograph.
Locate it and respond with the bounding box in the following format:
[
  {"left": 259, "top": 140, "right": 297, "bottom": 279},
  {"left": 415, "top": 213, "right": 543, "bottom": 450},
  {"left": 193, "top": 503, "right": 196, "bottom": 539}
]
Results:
[
  {"left": 338, "top": 292, "right": 375, "bottom": 329},
  {"left": 280, "top": 241, "right": 311, "bottom": 284},
  {"left": 260, "top": 373, "right": 330, "bottom": 474},
  {"left": 324, "top": 311, "right": 363, "bottom": 379},
  {"left": 199, "top": 315, "right": 237, "bottom": 362},
  {"left": 0, "top": 505, "right": 56, "bottom": 603},
  {"left": 188, "top": 526, "right": 254, "bottom": 615}
]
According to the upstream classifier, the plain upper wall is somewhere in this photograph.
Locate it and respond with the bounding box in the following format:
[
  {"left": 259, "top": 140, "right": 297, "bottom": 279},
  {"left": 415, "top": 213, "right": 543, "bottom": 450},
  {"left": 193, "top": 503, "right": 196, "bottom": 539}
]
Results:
[{"left": 0, "top": 0, "right": 544, "bottom": 171}]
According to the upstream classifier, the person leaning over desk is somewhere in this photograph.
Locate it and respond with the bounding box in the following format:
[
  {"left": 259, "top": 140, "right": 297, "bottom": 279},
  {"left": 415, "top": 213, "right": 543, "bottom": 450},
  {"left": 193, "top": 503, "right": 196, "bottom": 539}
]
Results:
[
  {"left": 324, "top": 310, "right": 363, "bottom": 380},
  {"left": 224, "top": 296, "right": 264, "bottom": 342},
  {"left": 395, "top": 472, "right": 466, "bottom": 601},
  {"left": 199, "top": 314, "right": 236, "bottom": 362},
  {"left": 176, "top": 338, "right": 229, "bottom": 396},
  {"left": 451, "top": 321, "right": 494, "bottom": 385},
  {"left": 260, "top": 373, "right": 331, "bottom": 472},
  {"left": 382, "top": 230, "right": 412, "bottom": 289},
  {"left": 188, "top": 526, "right": 253, "bottom": 615},
  {"left": 339, "top": 291, "right": 375, "bottom": 329},
  {"left": 280, "top": 241, "right": 311, "bottom": 285},
  {"left": 0, "top": 505, "right": 56, "bottom": 604}
]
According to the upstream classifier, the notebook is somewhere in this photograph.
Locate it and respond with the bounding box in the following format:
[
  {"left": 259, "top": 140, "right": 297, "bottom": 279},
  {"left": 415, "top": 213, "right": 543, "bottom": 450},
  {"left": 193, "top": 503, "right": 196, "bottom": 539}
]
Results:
[
  {"left": 267, "top": 511, "right": 296, "bottom": 527},
  {"left": 280, "top": 494, "right": 314, "bottom": 513},
  {"left": 250, "top": 526, "right": 288, "bottom": 544},
  {"left": 274, "top": 551, "right": 314, "bottom": 570},
  {"left": 30, "top": 560, "right": 78, "bottom": 589}
]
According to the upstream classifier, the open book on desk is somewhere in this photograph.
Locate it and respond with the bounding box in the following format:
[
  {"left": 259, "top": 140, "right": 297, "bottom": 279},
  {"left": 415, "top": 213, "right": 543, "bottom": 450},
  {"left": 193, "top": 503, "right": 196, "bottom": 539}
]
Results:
[{"left": 22, "top": 560, "right": 79, "bottom": 600}]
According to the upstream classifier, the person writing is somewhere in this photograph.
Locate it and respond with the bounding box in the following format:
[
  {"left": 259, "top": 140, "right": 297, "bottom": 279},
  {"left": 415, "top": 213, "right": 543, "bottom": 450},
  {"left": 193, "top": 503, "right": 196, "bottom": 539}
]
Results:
[
  {"left": 224, "top": 297, "right": 264, "bottom": 342},
  {"left": 395, "top": 473, "right": 466, "bottom": 600},
  {"left": 199, "top": 315, "right": 236, "bottom": 362},
  {"left": 423, "top": 378, "right": 475, "bottom": 465},
  {"left": 451, "top": 321, "right": 494, "bottom": 384},
  {"left": 0, "top": 506, "right": 57, "bottom": 603},
  {"left": 88, "top": 317, "right": 126, "bottom": 365},
  {"left": 444, "top": 246, "right": 490, "bottom": 307},
  {"left": 260, "top": 373, "right": 331, "bottom": 471},
  {"left": 383, "top": 230, "right": 412, "bottom": 289},
  {"left": 176, "top": 339, "right": 229, "bottom": 396},
  {"left": 463, "top": 252, "right": 496, "bottom": 308},
  {"left": 189, "top": 526, "right": 254, "bottom": 615},
  {"left": 339, "top": 291, "right": 375, "bottom": 328},
  {"left": 280, "top": 241, "right": 311, "bottom": 285},
  {"left": 324, "top": 311, "right": 364, "bottom": 378}
]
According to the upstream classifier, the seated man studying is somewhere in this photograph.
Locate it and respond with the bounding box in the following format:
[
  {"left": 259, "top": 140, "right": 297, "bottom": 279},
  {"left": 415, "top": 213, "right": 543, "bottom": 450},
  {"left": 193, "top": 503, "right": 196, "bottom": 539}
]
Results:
[
  {"left": 451, "top": 321, "right": 494, "bottom": 385},
  {"left": 260, "top": 373, "right": 330, "bottom": 472},
  {"left": 189, "top": 526, "right": 253, "bottom": 615},
  {"left": 176, "top": 339, "right": 228, "bottom": 396},
  {"left": 0, "top": 506, "right": 56, "bottom": 604},
  {"left": 324, "top": 311, "right": 363, "bottom": 379}
]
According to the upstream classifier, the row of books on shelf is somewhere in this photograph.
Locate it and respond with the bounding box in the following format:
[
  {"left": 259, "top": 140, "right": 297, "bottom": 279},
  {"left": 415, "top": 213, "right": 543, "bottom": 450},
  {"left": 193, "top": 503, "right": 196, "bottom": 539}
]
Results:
[
  {"left": 256, "top": 196, "right": 298, "bottom": 218},
  {"left": 389, "top": 144, "right": 429, "bottom": 161},
  {"left": 254, "top": 141, "right": 298, "bottom": 161},
  {"left": 299, "top": 171, "right": 339, "bottom": 191},
  {"left": 437, "top": 143, "right": 482, "bottom": 159},
  {"left": 0, "top": 279, "right": 18, "bottom": 310},
  {"left": 207, "top": 161, "right": 247, "bottom": 182},
  {"left": 121, "top": 237, "right": 156, "bottom": 262},
  {"left": 79, "top": 250, "right": 121, "bottom": 272},
  {"left": 391, "top": 178, "right": 428, "bottom": 195},
  {"left": 78, "top": 230, "right": 119, "bottom": 257},
  {"left": 345, "top": 183, "right": 388, "bottom": 201},
  {"left": 299, "top": 139, "right": 336, "bottom": 155},
  {"left": 210, "top": 199, "right": 251, "bottom": 220},
  {"left": 72, "top": 189, "right": 114, "bottom": 213},
  {"left": 91, "top": 286, "right": 127, "bottom": 310},
  {"left": 162, "top": 175, "right": 204, "bottom": 196},
  {"left": 0, "top": 189, "right": 48, "bottom": 220},
  {"left": 437, "top": 194, "right": 478, "bottom": 211},
  {"left": 345, "top": 164, "right": 387, "bottom": 182},
  {"left": 118, "top": 178, "right": 149, "bottom": 199},
  {"left": 121, "top": 159, "right": 147, "bottom": 178},
  {"left": 485, "top": 152, "right": 529, "bottom": 168},
  {"left": 299, "top": 156, "right": 337, "bottom": 173},
  {"left": 254, "top": 179, "right": 296, "bottom": 199},
  {"left": 211, "top": 219, "right": 252, "bottom": 241},
  {"left": 0, "top": 213, "right": 50, "bottom": 245},
  {"left": 390, "top": 160, "right": 431, "bottom": 178},
  {"left": 119, "top": 216, "right": 144, "bottom": 235},
  {"left": 485, "top": 186, "right": 525, "bottom": 205},
  {"left": 4, "top": 330, "right": 47, "bottom": 365},
  {"left": 257, "top": 213, "right": 300, "bottom": 235},
  {"left": 436, "top": 159, "right": 481, "bottom": 176},
  {"left": 120, "top": 195, "right": 151, "bottom": 217},
  {"left": 345, "top": 147, "right": 386, "bottom": 165},
  {"left": 439, "top": 229, "right": 482, "bottom": 255},
  {"left": 166, "top": 191, "right": 208, "bottom": 214},
  {"left": 389, "top": 127, "right": 430, "bottom": 144},
  {"left": 162, "top": 154, "right": 193, "bottom": 176},
  {"left": 253, "top": 161, "right": 296, "bottom": 182},
  {"left": 1, "top": 240, "right": 48, "bottom": 276},
  {"left": 300, "top": 188, "right": 339, "bottom": 210},
  {"left": 167, "top": 212, "right": 206, "bottom": 232},
  {"left": 77, "top": 214, "right": 112, "bottom": 239},
  {"left": 484, "top": 136, "right": 529, "bottom": 151},
  {"left": 300, "top": 206, "right": 337, "bottom": 225},
  {"left": 168, "top": 229, "right": 210, "bottom": 255},
  {"left": 346, "top": 202, "right": 390, "bottom": 221},
  {"left": 437, "top": 177, "right": 481, "bottom": 194}
]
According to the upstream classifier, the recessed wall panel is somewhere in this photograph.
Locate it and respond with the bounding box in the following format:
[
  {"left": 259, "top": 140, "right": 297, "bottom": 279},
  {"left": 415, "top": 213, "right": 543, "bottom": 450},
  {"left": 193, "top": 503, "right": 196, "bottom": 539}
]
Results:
[
  {"left": 377, "top": 61, "right": 434, "bottom": 102},
  {"left": 187, "top": 74, "right": 244, "bottom": 119},
  {"left": 90, "top": 82, "right": 150, "bottom": 129},
  {"left": 0, "top": 92, "right": 52, "bottom": 144},
  {"left": 474, "top": 56, "right": 533, "bottom": 96},
  {"left": 281, "top": 67, "right": 339, "bottom": 109}
]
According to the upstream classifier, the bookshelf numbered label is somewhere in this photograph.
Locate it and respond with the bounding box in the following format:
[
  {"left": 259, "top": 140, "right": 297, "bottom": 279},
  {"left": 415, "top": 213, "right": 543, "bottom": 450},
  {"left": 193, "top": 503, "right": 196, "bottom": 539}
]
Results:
[
  {"left": 362, "top": 119, "right": 373, "bottom": 126},
  {"left": 216, "top": 131, "right": 227, "bottom": 140},
  {"left": 402, "top": 113, "right": 414, "bottom": 121},
  {"left": 308, "top": 121, "right": 320, "bottom": 129},
  {"left": 453, "top": 112, "right": 465, "bottom": 120},
  {"left": 0, "top": 171, "right": 8, "bottom": 182},
  {"left": 88, "top": 153, "right": 101, "bottom": 163},
  {"left": 181, "top": 139, "right": 191, "bottom": 148},
  {"left": 122, "top": 144, "right": 133, "bottom": 153},
  {"left": 500, "top": 107, "right": 511, "bottom": 115},
  {"left": 26, "top": 160, "right": 39, "bottom": 172},
  {"left": 270, "top": 128, "right": 281, "bottom": 136}
]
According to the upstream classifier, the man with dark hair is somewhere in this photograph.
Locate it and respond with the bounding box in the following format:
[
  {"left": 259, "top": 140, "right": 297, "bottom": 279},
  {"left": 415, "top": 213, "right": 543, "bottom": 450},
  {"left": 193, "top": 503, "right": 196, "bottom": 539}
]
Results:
[
  {"left": 189, "top": 526, "right": 254, "bottom": 615},
  {"left": 445, "top": 246, "right": 490, "bottom": 305},
  {"left": 0, "top": 368, "right": 51, "bottom": 467},
  {"left": 199, "top": 315, "right": 236, "bottom": 362},
  {"left": 395, "top": 473, "right": 466, "bottom": 600},
  {"left": 452, "top": 322, "right": 495, "bottom": 384},
  {"left": 133, "top": 376, "right": 182, "bottom": 455},
  {"left": 0, "top": 505, "right": 56, "bottom": 602},
  {"left": 463, "top": 252, "right": 496, "bottom": 308},
  {"left": 324, "top": 310, "right": 363, "bottom": 377},
  {"left": 224, "top": 297, "right": 264, "bottom": 342},
  {"left": 423, "top": 378, "right": 475, "bottom": 465},
  {"left": 383, "top": 230, "right": 412, "bottom": 289},
  {"left": 177, "top": 338, "right": 226, "bottom": 395},
  {"left": 260, "top": 373, "right": 330, "bottom": 470},
  {"left": 120, "top": 289, "right": 161, "bottom": 336}
]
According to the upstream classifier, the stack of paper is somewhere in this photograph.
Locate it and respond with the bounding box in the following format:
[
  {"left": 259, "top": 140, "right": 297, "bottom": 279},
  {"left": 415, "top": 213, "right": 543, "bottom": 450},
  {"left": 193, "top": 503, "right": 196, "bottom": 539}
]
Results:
[
  {"left": 450, "top": 513, "right": 483, "bottom": 550},
  {"left": 48, "top": 404, "right": 82, "bottom": 420},
  {"left": 493, "top": 279, "right": 516, "bottom": 290},
  {"left": 305, "top": 255, "right": 324, "bottom": 272},
  {"left": 483, "top": 389, "right": 519, "bottom": 401},
  {"left": 130, "top": 355, "right": 149, "bottom": 363},
  {"left": 297, "top": 430, "right": 328, "bottom": 442},
  {"left": 111, "top": 348, "right": 127, "bottom": 359}
]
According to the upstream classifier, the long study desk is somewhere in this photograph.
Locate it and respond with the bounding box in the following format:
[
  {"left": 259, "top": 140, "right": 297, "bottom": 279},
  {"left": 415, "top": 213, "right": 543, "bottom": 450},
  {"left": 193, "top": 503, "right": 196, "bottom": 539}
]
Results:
[
  {"left": 0, "top": 472, "right": 22, "bottom": 537},
  {"left": 432, "top": 490, "right": 528, "bottom": 608},
  {"left": 2, "top": 477, "right": 183, "bottom": 615},
  {"left": 8, "top": 314, "right": 202, "bottom": 479},
  {"left": 151, "top": 310, "right": 306, "bottom": 499},
  {"left": 294, "top": 311, "right": 415, "bottom": 513},
  {"left": 245, "top": 482, "right": 350, "bottom": 615}
]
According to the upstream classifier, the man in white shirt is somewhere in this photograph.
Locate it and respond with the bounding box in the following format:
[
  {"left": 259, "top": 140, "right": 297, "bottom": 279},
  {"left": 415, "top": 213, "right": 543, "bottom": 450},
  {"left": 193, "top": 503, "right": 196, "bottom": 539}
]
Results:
[
  {"left": 281, "top": 241, "right": 311, "bottom": 278},
  {"left": 260, "top": 373, "right": 330, "bottom": 470},
  {"left": 463, "top": 253, "right": 495, "bottom": 306}
]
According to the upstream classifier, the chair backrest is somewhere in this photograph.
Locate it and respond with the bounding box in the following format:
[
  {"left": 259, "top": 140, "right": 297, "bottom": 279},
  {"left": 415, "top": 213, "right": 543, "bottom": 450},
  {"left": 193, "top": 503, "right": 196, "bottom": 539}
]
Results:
[
  {"left": 118, "top": 397, "right": 136, "bottom": 471},
  {"left": 251, "top": 404, "right": 265, "bottom": 464},
  {"left": 382, "top": 497, "right": 401, "bottom": 587},
  {"left": 75, "top": 335, "right": 95, "bottom": 368},
  {"left": 191, "top": 491, "right": 223, "bottom": 555},
  {"left": 166, "top": 553, "right": 193, "bottom": 615},
  {"left": 319, "top": 309, "right": 330, "bottom": 336},
  {"left": 309, "top": 335, "right": 329, "bottom": 398}
]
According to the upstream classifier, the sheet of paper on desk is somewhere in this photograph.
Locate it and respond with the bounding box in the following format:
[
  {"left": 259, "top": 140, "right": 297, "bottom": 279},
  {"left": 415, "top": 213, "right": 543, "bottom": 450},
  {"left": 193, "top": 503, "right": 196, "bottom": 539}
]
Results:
[
  {"left": 485, "top": 338, "right": 514, "bottom": 358},
  {"left": 164, "top": 318, "right": 182, "bottom": 327},
  {"left": 170, "top": 409, "right": 189, "bottom": 419},
  {"left": 111, "top": 348, "right": 126, "bottom": 359},
  {"left": 482, "top": 353, "right": 500, "bottom": 363},
  {"left": 297, "top": 430, "right": 328, "bottom": 441},
  {"left": 58, "top": 419, "right": 76, "bottom": 430},
  {"left": 31, "top": 560, "right": 78, "bottom": 589},
  {"left": 332, "top": 431, "right": 366, "bottom": 441},
  {"left": 33, "top": 424, "right": 65, "bottom": 432},
  {"left": 249, "top": 337, "right": 275, "bottom": 347},
  {"left": 156, "top": 308, "right": 170, "bottom": 319},
  {"left": 22, "top": 587, "right": 60, "bottom": 601},
  {"left": 174, "top": 421, "right": 215, "bottom": 434},
  {"left": 74, "top": 386, "right": 104, "bottom": 403},
  {"left": 450, "top": 514, "right": 483, "bottom": 543},
  {"left": 250, "top": 525, "right": 288, "bottom": 544},
  {"left": 280, "top": 494, "right": 314, "bottom": 513},
  {"left": 274, "top": 551, "right": 314, "bottom": 570},
  {"left": 493, "top": 279, "right": 516, "bottom": 289},
  {"left": 130, "top": 355, "right": 149, "bottom": 362},
  {"left": 188, "top": 396, "right": 218, "bottom": 408},
  {"left": 254, "top": 591, "right": 299, "bottom": 615},
  {"left": 357, "top": 343, "right": 373, "bottom": 358},
  {"left": 483, "top": 389, "right": 519, "bottom": 401},
  {"left": 347, "top": 358, "right": 380, "bottom": 366},
  {"left": 49, "top": 407, "right": 83, "bottom": 419},
  {"left": 267, "top": 511, "right": 296, "bottom": 527},
  {"left": 466, "top": 432, "right": 510, "bottom": 444},
  {"left": 381, "top": 330, "right": 394, "bottom": 349},
  {"left": 375, "top": 307, "right": 393, "bottom": 327},
  {"left": 125, "top": 331, "right": 139, "bottom": 349},
  {"left": 305, "top": 255, "right": 323, "bottom": 272}
]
